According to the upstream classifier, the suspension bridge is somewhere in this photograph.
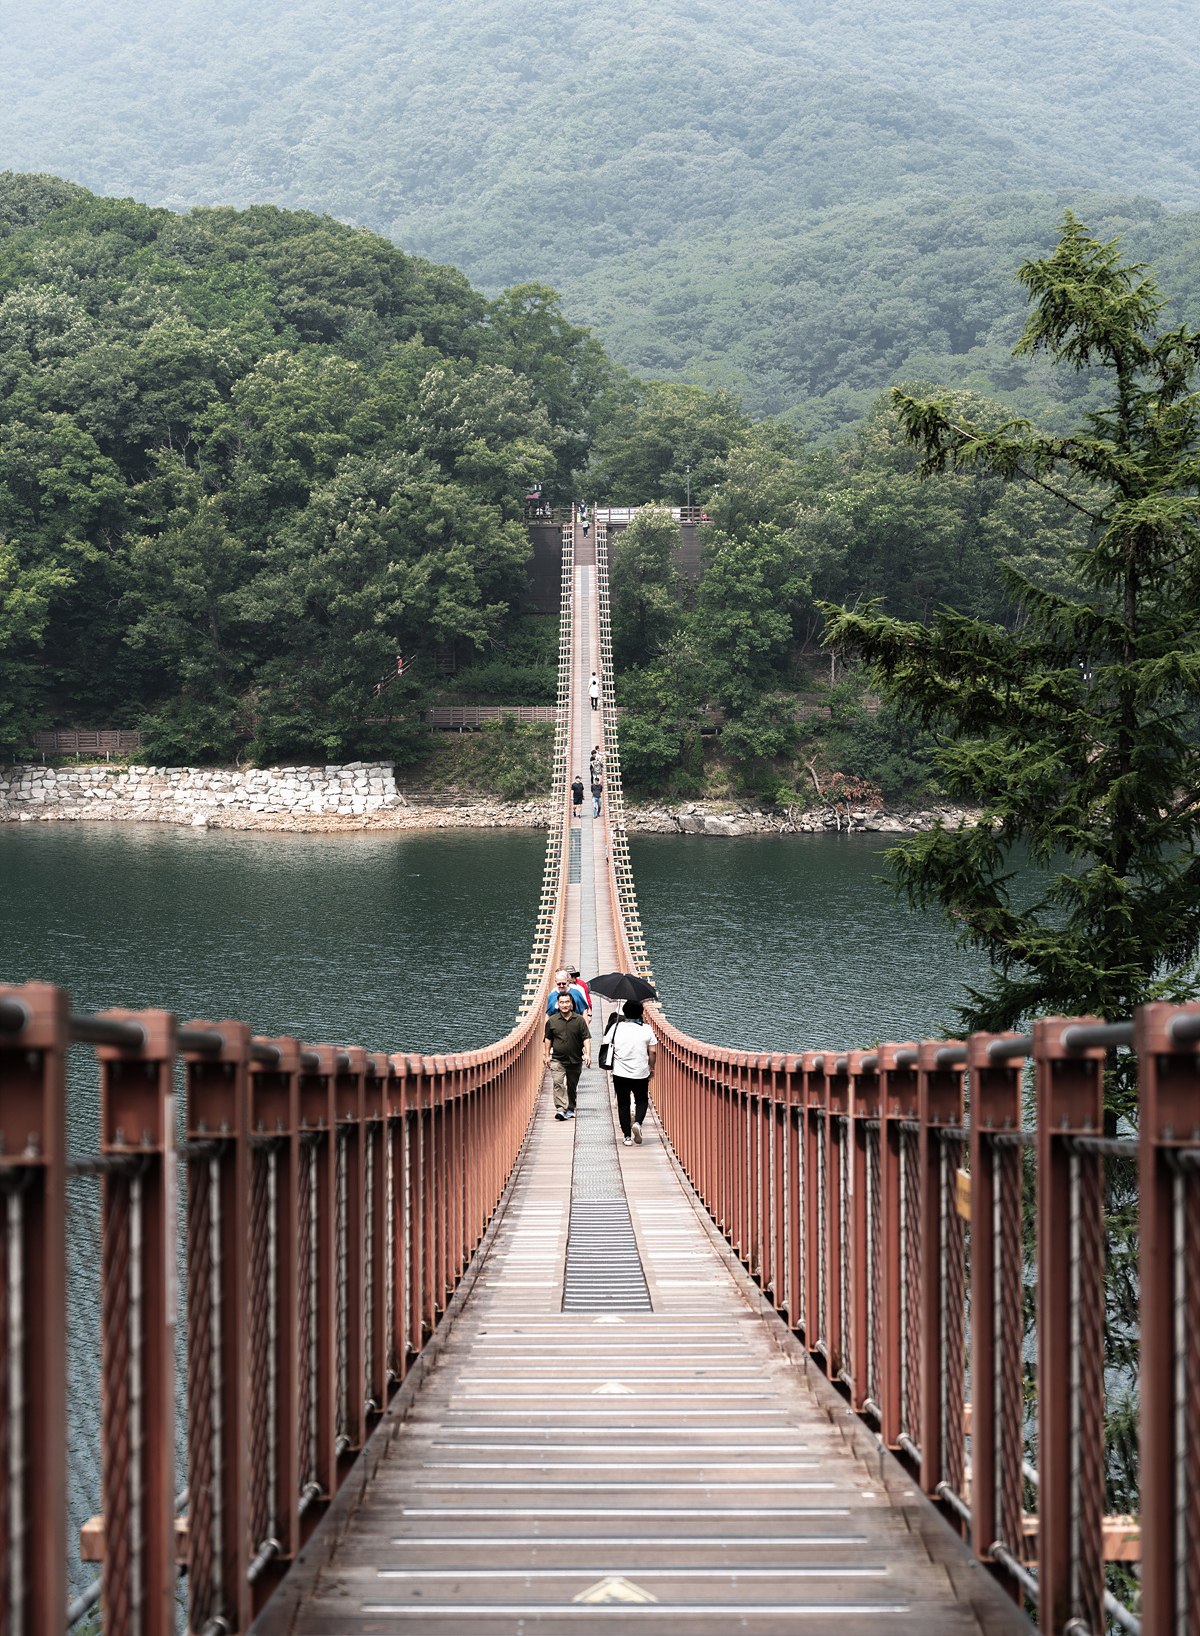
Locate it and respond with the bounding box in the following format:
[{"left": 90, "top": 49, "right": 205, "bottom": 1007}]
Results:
[{"left": 0, "top": 512, "right": 1194, "bottom": 1635}]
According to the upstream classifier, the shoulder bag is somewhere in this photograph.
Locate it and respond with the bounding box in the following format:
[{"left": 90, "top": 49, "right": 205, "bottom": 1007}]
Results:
[{"left": 597, "top": 1015, "right": 622, "bottom": 1071}]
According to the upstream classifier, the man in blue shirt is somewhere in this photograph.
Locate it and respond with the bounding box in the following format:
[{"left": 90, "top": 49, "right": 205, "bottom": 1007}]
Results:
[{"left": 545, "top": 969, "right": 589, "bottom": 1020}]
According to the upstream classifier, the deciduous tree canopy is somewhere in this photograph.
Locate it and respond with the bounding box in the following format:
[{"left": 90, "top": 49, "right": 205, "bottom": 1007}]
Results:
[{"left": 0, "top": 175, "right": 612, "bottom": 758}]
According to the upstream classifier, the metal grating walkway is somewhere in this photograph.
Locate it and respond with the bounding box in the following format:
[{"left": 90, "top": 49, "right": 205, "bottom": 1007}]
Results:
[{"left": 564, "top": 1070, "right": 652, "bottom": 1311}]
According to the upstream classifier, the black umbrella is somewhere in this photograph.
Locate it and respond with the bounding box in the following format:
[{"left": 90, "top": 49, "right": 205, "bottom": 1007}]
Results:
[{"left": 587, "top": 971, "right": 659, "bottom": 1002}]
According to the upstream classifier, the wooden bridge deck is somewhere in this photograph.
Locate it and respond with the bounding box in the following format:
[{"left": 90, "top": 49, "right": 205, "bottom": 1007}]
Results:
[{"left": 254, "top": 531, "right": 1019, "bottom": 1635}]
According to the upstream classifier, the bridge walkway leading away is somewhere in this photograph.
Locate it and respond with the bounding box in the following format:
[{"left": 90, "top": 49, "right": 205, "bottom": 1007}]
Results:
[{"left": 254, "top": 528, "right": 1021, "bottom": 1633}]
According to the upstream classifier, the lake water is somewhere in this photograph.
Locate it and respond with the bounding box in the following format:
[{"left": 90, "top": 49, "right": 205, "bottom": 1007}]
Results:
[
  {"left": 1, "top": 821, "right": 547, "bottom": 1599},
  {"left": 630, "top": 829, "right": 994, "bottom": 1051},
  {"left": 1, "top": 820, "right": 994, "bottom": 1598}
]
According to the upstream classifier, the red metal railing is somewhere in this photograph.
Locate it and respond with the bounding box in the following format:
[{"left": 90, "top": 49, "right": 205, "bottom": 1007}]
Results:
[
  {"left": 0, "top": 983, "right": 549, "bottom": 1635},
  {"left": 647, "top": 1008, "right": 1200, "bottom": 1636},
  {"left": 0, "top": 486, "right": 578, "bottom": 1636}
]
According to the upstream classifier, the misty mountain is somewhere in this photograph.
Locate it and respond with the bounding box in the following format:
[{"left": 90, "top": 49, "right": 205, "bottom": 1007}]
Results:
[{"left": 3, "top": 0, "right": 1198, "bottom": 429}]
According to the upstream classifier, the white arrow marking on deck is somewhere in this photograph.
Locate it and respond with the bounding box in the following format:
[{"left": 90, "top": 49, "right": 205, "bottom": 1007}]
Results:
[{"left": 573, "top": 1577, "right": 659, "bottom": 1604}]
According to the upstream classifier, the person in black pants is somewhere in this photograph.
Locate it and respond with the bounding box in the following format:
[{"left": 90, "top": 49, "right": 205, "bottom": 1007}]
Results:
[{"left": 606, "top": 999, "right": 657, "bottom": 1146}]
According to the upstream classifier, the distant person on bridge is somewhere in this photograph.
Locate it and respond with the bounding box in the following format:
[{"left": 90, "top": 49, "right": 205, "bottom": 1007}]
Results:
[
  {"left": 545, "top": 970, "right": 589, "bottom": 1020},
  {"left": 545, "top": 987, "right": 590, "bottom": 1120},
  {"left": 567, "top": 965, "right": 592, "bottom": 1012},
  {"left": 571, "top": 774, "right": 585, "bottom": 817},
  {"left": 591, "top": 767, "right": 603, "bottom": 817},
  {"left": 589, "top": 671, "right": 600, "bottom": 711}
]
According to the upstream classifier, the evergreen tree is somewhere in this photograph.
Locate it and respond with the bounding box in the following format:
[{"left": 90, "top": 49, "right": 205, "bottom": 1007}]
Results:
[{"left": 824, "top": 215, "right": 1200, "bottom": 1062}]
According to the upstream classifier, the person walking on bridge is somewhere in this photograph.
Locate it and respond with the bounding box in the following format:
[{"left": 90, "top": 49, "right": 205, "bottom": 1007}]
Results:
[
  {"left": 588, "top": 671, "right": 600, "bottom": 711},
  {"left": 608, "top": 999, "right": 656, "bottom": 1146},
  {"left": 590, "top": 765, "right": 603, "bottom": 818},
  {"left": 545, "top": 970, "right": 589, "bottom": 1021},
  {"left": 567, "top": 965, "right": 592, "bottom": 1013},
  {"left": 545, "top": 987, "right": 590, "bottom": 1120},
  {"left": 571, "top": 773, "right": 584, "bottom": 817}
]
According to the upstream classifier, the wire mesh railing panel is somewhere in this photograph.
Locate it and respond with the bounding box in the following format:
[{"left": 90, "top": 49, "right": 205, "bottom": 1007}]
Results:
[
  {"left": 866, "top": 1124, "right": 882, "bottom": 1406},
  {"left": 899, "top": 1122, "right": 922, "bottom": 1451},
  {"left": 939, "top": 1131, "right": 967, "bottom": 1499}
]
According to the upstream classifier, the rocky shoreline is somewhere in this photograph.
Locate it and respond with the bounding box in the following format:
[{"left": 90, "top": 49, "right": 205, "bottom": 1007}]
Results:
[
  {"left": 623, "top": 800, "right": 984, "bottom": 836},
  {"left": 1, "top": 762, "right": 981, "bottom": 836}
]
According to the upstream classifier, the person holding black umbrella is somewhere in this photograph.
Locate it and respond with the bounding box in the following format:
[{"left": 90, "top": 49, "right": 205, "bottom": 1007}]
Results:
[{"left": 607, "top": 999, "right": 657, "bottom": 1146}]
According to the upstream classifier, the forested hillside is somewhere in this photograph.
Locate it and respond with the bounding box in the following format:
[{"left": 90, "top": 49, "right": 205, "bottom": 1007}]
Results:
[
  {"left": 1, "top": 175, "right": 1190, "bottom": 816},
  {"left": 0, "top": 174, "right": 609, "bottom": 761},
  {"left": 570, "top": 192, "right": 1200, "bottom": 435},
  {"left": 3, "top": 0, "right": 1200, "bottom": 428}
]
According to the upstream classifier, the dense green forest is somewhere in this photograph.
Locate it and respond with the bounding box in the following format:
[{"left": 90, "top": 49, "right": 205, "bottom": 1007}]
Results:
[
  {"left": 3, "top": 0, "right": 1200, "bottom": 431},
  {"left": 568, "top": 192, "right": 1200, "bottom": 435},
  {"left": 0, "top": 168, "right": 1113, "bottom": 802},
  {"left": 0, "top": 173, "right": 612, "bottom": 762},
  {"left": 596, "top": 381, "right": 1092, "bottom": 805}
]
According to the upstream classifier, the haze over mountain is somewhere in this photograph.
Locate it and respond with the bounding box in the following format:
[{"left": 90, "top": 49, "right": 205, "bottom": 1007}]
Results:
[{"left": 4, "top": 0, "right": 1199, "bottom": 429}]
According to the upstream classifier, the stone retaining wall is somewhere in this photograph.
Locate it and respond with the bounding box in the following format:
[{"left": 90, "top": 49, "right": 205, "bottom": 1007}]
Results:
[{"left": 0, "top": 761, "right": 406, "bottom": 824}]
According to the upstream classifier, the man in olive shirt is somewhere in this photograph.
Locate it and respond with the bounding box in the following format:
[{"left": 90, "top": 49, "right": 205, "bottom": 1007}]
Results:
[{"left": 544, "top": 987, "right": 591, "bottom": 1120}]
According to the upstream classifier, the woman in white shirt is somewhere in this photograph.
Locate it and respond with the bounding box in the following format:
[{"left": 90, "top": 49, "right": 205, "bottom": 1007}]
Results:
[{"left": 606, "top": 1000, "right": 657, "bottom": 1145}]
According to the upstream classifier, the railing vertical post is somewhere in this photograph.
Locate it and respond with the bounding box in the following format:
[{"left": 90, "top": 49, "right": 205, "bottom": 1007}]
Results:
[
  {"left": 759, "top": 1057, "right": 772, "bottom": 1290},
  {"left": 1137, "top": 999, "right": 1200, "bottom": 1636},
  {"left": 408, "top": 1056, "right": 431, "bottom": 1346},
  {"left": 826, "top": 1055, "right": 851, "bottom": 1388},
  {"left": 700, "top": 1047, "right": 714, "bottom": 1212},
  {"left": 334, "top": 1048, "right": 367, "bottom": 1475},
  {"left": 875, "top": 1043, "right": 917, "bottom": 1451},
  {"left": 748, "top": 1059, "right": 761, "bottom": 1280},
  {"left": 450, "top": 1056, "right": 466, "bottom": 1286},
  {"left": 800, "top": 1053, "right": 827, "bottom": 1365},
  {"left": 967, "top": 1032, "right": 1026, "bottom": 1597},
  {"left": 0, "top": 982, "right": 68, "bottom": 1636},
  {"left": 1033, "top": 1017, "right": 1105, "bottom": 1636},
  {"left": 848, "top": 1050, "right": 879, "bottom": 1411},
  {"left": 428, "top": 1057, "right": 445, "bottom": 1322},
  {"left": 298, "top": 1045, "right": 338, "bottom": 1528},
  {"left": 96, "top": 1007, "right": 179, "bottom": 1636},
  {"left": 459, "top": 1055, "right": 476, "bottom": 1265},
  {"left": 916, "top": 1039, "right": 965, "bottom": 1507},
  {"left": 770, "top": 1056, "right": 786, "bottom": 1312},
  {"left": 183, "top": 1019, "right": 252, "bottom": 1633},
  {"left": 244, "top": 1033, "right": 302, "bottom": 1610},
  {"left": 364, "top": 1055, "right": 390, "bottom": 1420},
  {"left": 711, "top": 1054, "right": 725, "bottom": 1236},
  {"left": 387, "top": 1056, "right": 413, "bottom": 1382},
  {"left": 783, "top": 1055, "right": 803, "bottom": 1333},
  {"left": 734, "top": 1055, "right": 749, "bottom": 1264}
]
